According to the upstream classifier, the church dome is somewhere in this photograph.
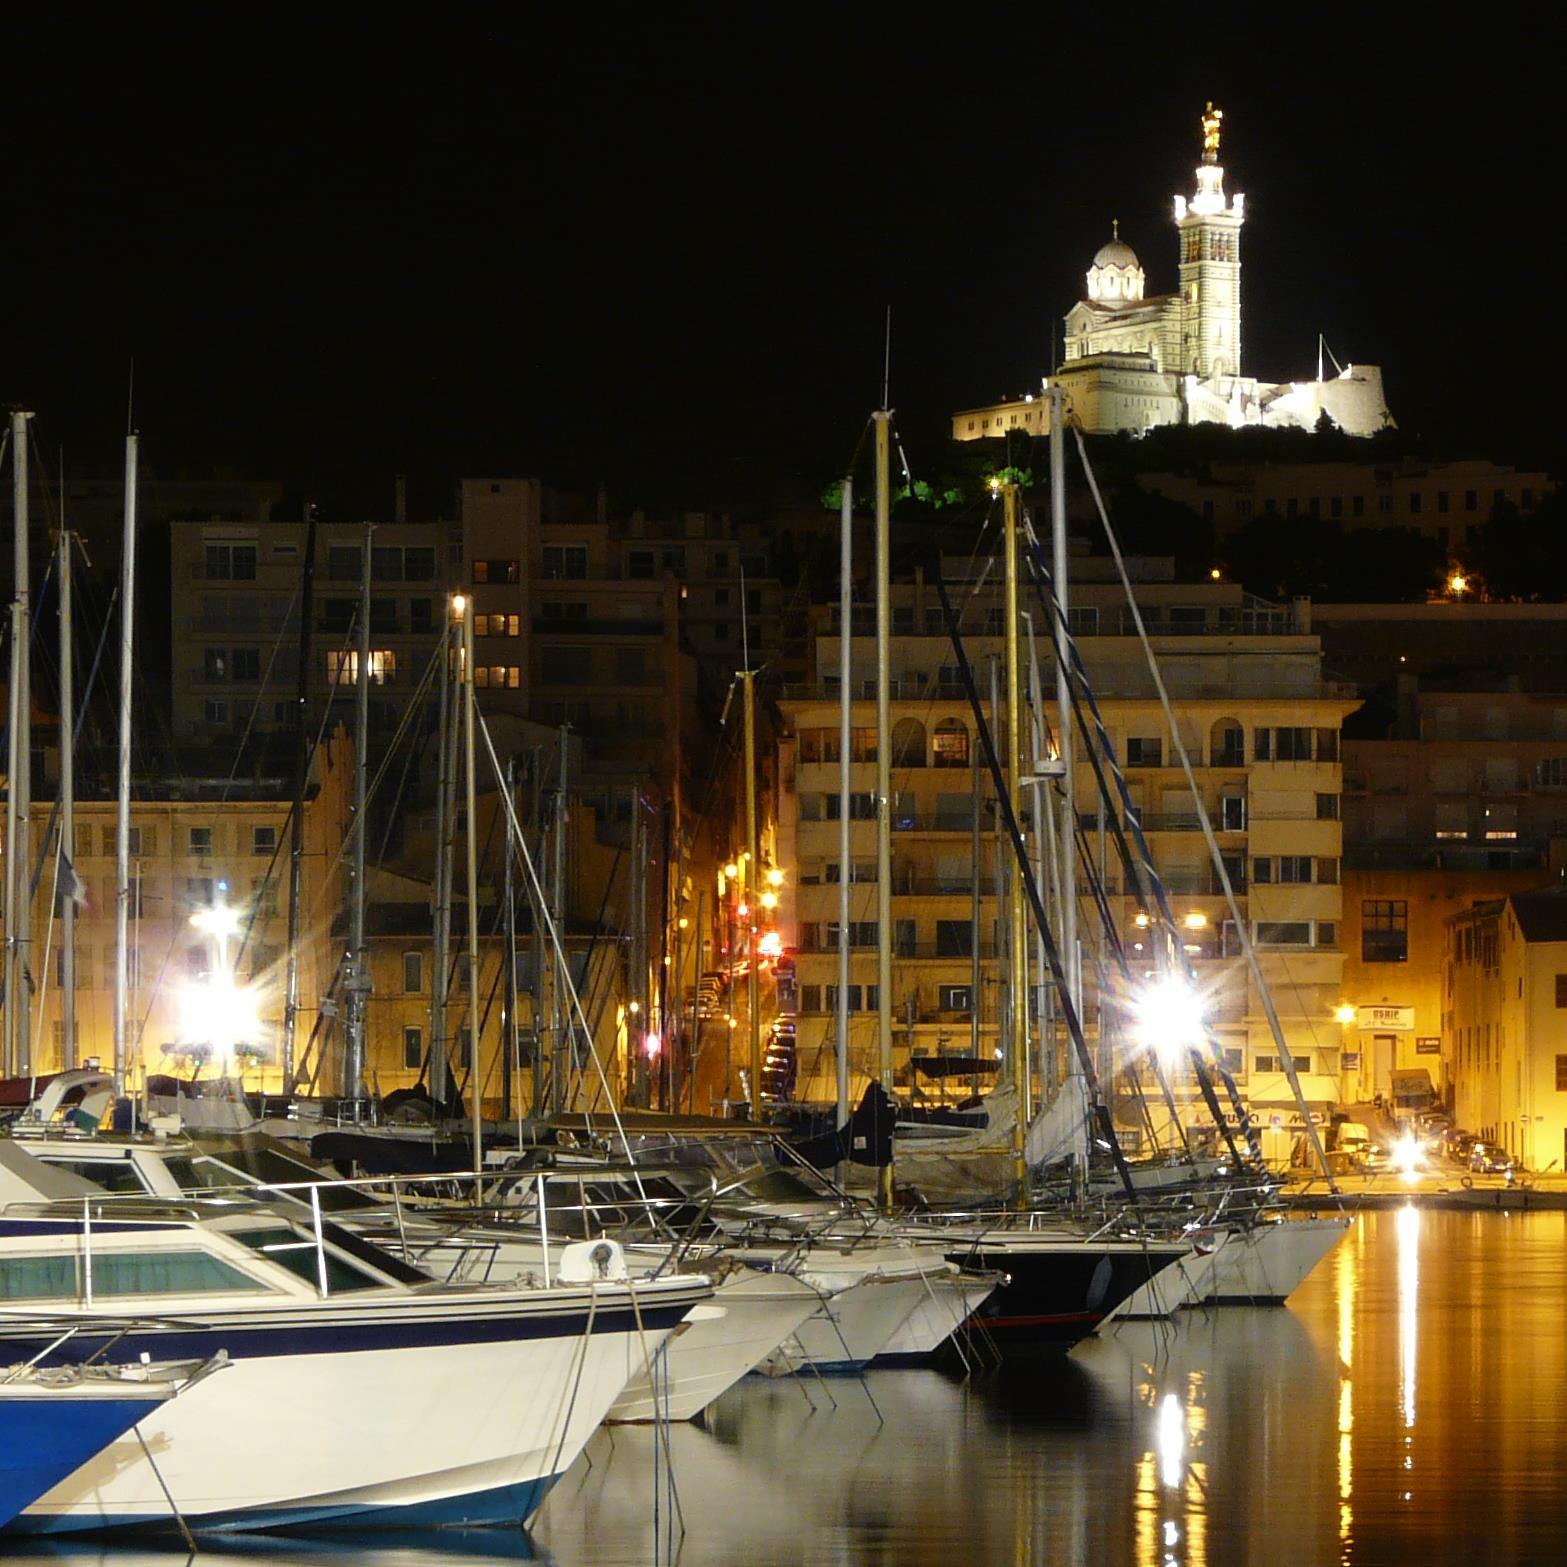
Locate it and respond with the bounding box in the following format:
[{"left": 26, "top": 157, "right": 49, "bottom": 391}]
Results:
[
  {"left": 1086, "top": 224, "right": 1145, "bottom": 305},
  {"left": 1093, "top": 238, "right": 1140, "bottom": 270}
]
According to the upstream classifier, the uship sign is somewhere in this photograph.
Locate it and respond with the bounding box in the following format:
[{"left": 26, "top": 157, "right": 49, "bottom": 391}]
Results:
[{"left": 1357, "top": 1005, "right": 1414, "bottom": 1031}]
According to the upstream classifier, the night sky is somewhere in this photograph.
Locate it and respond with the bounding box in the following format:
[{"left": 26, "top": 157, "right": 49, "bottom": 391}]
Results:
[{"left": 5, "top": 20, "right": 1562, "bottom": 512}]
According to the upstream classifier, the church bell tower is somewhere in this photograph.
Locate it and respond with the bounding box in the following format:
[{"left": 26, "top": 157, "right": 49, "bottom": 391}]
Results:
[{"left": 1174, "top": 103, "right": 1244, "bottom": 379}]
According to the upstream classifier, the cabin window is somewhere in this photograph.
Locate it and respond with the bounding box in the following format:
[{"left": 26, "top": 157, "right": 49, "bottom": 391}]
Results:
[
  {"left": 230, "top": 1225, "right": 382, "bottom": 1294},
  {"left": 92, "top": 1250, "right": 260, "bottom": 1297},
  {"left": 0, "top": 1255, "right": 77, "bottom": 1300}
]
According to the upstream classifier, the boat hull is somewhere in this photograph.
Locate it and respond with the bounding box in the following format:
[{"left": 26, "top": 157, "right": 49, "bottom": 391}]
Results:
[
  {"left": 874, "top": 1273, "right": 1001, "bottom": 1363},
  {"left": 943, "top": 1239, "right": 1189, "bottom": 1348},
  {"left": 10, "top": 1287, "right": 702, "bottom": 1535},
  {"left": 1200, "top": 1216, "right": 1349, "bottom": 1305},
  {"left": 0, "top": 1385, "right": 165, "bottom": 1530},
  {"left": 607, "top": 1271, "right": 821, "bottom": 1422}
]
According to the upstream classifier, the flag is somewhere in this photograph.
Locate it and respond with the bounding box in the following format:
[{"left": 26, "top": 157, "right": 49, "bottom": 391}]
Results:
[{"left": 57, "top": 856, "right": 89, "bottom": 915}]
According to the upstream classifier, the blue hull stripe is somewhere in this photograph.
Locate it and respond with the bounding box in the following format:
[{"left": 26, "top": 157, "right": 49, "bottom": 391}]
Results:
[
  {"left": 0, "top": 1301, "right": 692, "bottom": 1366},
  {"left": 1, "top": 1396, "right": 164, "bottom": 1529},
  {"left": 9, "top": 1473, "right": 563, "bottom": 1536}
]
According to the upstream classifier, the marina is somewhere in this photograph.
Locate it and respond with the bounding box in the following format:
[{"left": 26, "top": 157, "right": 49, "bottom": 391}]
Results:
[{"left": 0, "top": 1206, "right": 1550, "bottom": 1564}]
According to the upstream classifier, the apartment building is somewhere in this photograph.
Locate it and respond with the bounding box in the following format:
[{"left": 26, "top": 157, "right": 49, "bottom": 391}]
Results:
[
  {"left": 1445, "top": 889, "right": 1567, "bottom": 1171},
  {"left": 13, "top": 736, "right": 351, "bottom": 1091},
  {"left": 170, "top": 517, "right": 456, "bottom": 746},
  {"left": 1139, "top": 459, "right": 1551, "bottom": 546},
  {"left": 772, "top": 557, "right": 1356, "bottom": 1159},
  {"left": 1336, "top": 685, "right": 1567, "bottom": 1104}
]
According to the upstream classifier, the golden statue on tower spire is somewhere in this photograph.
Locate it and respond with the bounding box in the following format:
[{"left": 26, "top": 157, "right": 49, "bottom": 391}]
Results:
[{"left": 1201, "top": 102, "right": 1223, "bottom": 163}]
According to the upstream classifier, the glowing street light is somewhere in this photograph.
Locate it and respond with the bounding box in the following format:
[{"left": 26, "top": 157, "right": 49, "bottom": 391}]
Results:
[
  {"left": 1131, "top": 975, "right": 1208, "bottom": 1066},
  {"left": 1447, "top": 572, "right": 1468, "bottom": 597},
  {"left": 1333, "top": 1003, "right": 1357, "bottom": 1025},
  {"left": 766, "top": 867, "right": 785, "bottom": 889},
  {"left": 190, "top": 903, "right": 243, "bottom": 941},
  {"left": 759, "top": 889, "right": 779, "bottom": 911},
  {"left": 176, "top": 970, "right": 263, "bottom": 1062}
]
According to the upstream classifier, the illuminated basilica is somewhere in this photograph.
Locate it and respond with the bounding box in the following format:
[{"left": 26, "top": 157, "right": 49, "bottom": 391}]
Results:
[{"left": 953, "top": 106, "right": 1392, "bottom": 441}]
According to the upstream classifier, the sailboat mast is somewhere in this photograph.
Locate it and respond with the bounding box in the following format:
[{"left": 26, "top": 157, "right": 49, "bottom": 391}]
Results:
[
  {"left": 112, "top": 430, "right": 138, "bottom": 1096},
  {"left": 343, "top": 521, "right": 373, "bottom": 1107},
  {"left": 872, "top": 408, "right": 894, "bottom": 1210},
  {"left": 430, "top": 609, "right": 455, "bottom": 1106},
  {"left": 460, "top": 595, "right": 482, "bottom": 1173},
  {"left": 282, "top": 504, "right": 318, "bottom": 1089},
  {"left": 5, "top": 410, "right": 32, "bottom": 1078},
  {"left": 549, "top": 723, "right": 568, "bottom": 1113},
  {"left": 1002, "top": 482, "right": 1029, "bottom": 1201},
  {"left": 742, "top": 668, "right": 760, "bottom": 1117},
  {"left": 502, "top": 752, "right": 518, "bottom": 1122},
  {"left": 836, "top": 476, "right": 852, "bottom": 1147},
  {"left": 58, "top": 523, "right": 75, "bottom": 1069},
  {"left": 1048, "top": 386, "right": 1079, "bottom": 1019}
]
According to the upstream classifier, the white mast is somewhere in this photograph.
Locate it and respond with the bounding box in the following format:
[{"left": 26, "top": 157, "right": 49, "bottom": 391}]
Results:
[
  {"left": 836, "top": 476, "right": 853, "bottom": 1147},
  {"left": 872, "top": 408, "right": 894, "bottom": 1210},
  {"left": 58, "top": 522, "right": 76, "bottom": 1069},
  {"left": 343, "top": 521, "right": 373, "bottom": 1107},
  {"left": 113, "top": 431, "right": 138, "bottom": 1095},
  {"left": 460, "top": 594, "right": 483, "bottom": 1173},
  {"left": 4, "top": 410, "right": 32, "bottom": 1078}
]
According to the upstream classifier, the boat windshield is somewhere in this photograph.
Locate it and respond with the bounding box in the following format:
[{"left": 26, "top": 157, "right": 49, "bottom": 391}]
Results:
[{"left": 163, "top": 1149, "right": 381, "bottom": 1213}]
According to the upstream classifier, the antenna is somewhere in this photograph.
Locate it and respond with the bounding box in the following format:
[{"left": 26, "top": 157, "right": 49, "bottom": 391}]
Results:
[
  {"left": 125, "top": 360, "right": 136, "bottom": 436},
  {"left": 881, "top": 306, "right": 892, "bottom": 411}
]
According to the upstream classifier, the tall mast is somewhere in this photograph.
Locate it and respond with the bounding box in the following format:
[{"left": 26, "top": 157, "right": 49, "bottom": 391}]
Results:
[
  {"left": 742, "top": 668, "right": 760, "bottom": 1118},
  {"left": 341, "top": 521, "right": 373, "bottom": 1107},
  {"left": 460, "top": 594, "right": 482, "bottom": 1172},
  {"left": 836, "top": 475, "right": 853, "bottom": 1146},
  {"left": 112, "top": 430, "right": 137, "bottom": 1095},
  {"left": 549, "top": 724, "right": 568, "bottom": 1113},
  {"left": 1002, "top": 482, "right": 1029, "bottom": 1202},
  {"left": 1049, "top": 387, "right": 1079, "bottom": 1021},
  {"left": 873, "top": 408, "right": 894, "bottom": 1211},
  {"left": 501, "top": 752, "right": 518, "bottom": 1122},
  {"left": 430, "top": 608, "right": 455, "bottom": 1106},
  {"left": 5, "top": 410, "right": 32, "bottom": 1077},
  {"left": 58, "top": 523, "right": 76, "bottom": 1069},
  {"left": 282, "top": 504, "right": 318, "bottom": 1089}
]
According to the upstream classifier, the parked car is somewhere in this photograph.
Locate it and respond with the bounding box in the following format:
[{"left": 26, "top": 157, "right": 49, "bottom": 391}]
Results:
[
  {"left": 1469, "top": 1141, "right": 1514, "bottom": 1174},
  {"left": 1444, "top": 1128, "right": 1478, "bottom": 1163},
  {"left": 1356, "top": 1141, "right": 1391, "bottom": 1173}
]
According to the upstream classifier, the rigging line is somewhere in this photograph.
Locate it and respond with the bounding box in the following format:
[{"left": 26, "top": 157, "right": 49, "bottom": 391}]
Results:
[
  {"left": 1021, "top": 518, "right": 1253, "bottom": 1166},
  {"left": 473, "top": 702, "right": 647, "bottom": 1185},
  {"left": 219, "top": 582, "right": 302, "bottom": 802},
  {"left": 1019, "top": 542, "right": 1210, "bottom": 1168},
  {"left": 555, "top": 844, "right": 624, "bottom": 1115},
  {"left": 1071, "top": 423, "right": 1339, "bottom": 1196},
  {"left": 933, "top": 569, "right": 1139, "bottom": 1203}
]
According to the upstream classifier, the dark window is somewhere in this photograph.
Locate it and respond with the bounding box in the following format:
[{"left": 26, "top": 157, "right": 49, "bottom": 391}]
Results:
[
  {"left": 410, "top": 599, "right": 435, "bottom": 633},
  {"left": 936, "top": 920, "right": 974, "bottom": 956},
  {"left": 938, "top": 984, "right": 974, "bottom": 1012},
  {"left": 1557, "top": 1054, "right": 1567, "bottom": 1090},
  {"left": 628, "top": 550, "right": 656, "bottom": 579},
  {"left": 403, "top": 1027, "right": 423, "bottom": 1070},
  {"left": 1363, "top": 900, "right": 1408, "bottom": 963},
  {"left": 1315, "top": 728, "right": 1339, "bottom": 761},
  {"left": 372, "top": 546, "right": 404, "bottom": 582},
  {"left": 232, "top": 648, "right": 261, "bottom": 682},
  {"left": 1556, "top": 975, "right": 1567, "bottom": 1009},
  {"left": 474, "top": 558, "right": 521, "bottom": 584},
  {"left": 1316, "top": 793, "right": 1340, "bottom": 821},
  {"left": 1127, "top": 737, "right": 1162, "bottom": 768},
  {"left": 206, "top": 543, "right": 257, "bottom": 580},
  {"left": 404, "top": 547, "right": 436, "bottom": 581},
  {"left": 540, "top": 546, "right": 585, "bottom": 581},
  {"left": 204, "top": 648, "right": 229, "bottom": 681},
  {"left": 326, "top": 545, "right": 361, "bottom": 581}
]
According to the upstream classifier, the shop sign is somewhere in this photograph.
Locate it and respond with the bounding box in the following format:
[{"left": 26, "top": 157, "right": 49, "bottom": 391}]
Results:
[
  {"left": 1415, "top": 1037, "right": 1440, "bottom": 1054},
  {"left": 1357, "top": 1005, "right": 1413, "bottom": 1031}
]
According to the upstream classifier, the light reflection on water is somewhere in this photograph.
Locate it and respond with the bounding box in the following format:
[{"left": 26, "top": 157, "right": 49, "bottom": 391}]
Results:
[{"left": 19, "top": 1209, "right": 1567, "bottom": 1567}]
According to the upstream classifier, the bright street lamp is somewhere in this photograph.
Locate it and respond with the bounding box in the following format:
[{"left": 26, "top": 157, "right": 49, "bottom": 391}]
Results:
[{"left": 1131, "top": 975, "right": 1208, "bottom": 1067}]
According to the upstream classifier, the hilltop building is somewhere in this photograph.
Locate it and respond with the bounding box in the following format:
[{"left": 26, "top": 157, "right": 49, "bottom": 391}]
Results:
[{"left": 953, "top": 105, "right": 1392, "bottom": 441}]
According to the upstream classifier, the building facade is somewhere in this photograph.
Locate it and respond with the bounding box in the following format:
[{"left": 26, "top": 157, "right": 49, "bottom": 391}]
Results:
[{"left": 772, "top": 558, "right": 1355, "bottom": 1160}]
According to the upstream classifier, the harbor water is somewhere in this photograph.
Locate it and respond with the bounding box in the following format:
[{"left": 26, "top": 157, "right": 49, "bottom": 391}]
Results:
[{"left": 16, "top": 1206, "right": 1567, "bottom": 1566}]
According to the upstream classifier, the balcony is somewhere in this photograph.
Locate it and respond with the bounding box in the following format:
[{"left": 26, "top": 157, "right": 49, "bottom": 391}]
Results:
[{"left": 891, "top": 876, "right": 980, "bottom": 896}]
